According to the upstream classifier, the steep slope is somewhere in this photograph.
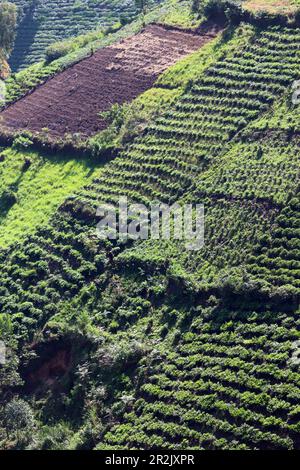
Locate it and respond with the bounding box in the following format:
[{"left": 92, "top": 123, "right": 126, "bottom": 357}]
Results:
[
  {"left": 0, "top": 17, "right": 221, "bottom": 250},
  {"left": 102, "top": 308, "right": 300, "bottom": 450},
  {"left": 1, "top": 20, "right": 300, "bottom": 450},
  {"left": 9, "top": 0, "right": 161, "bottom": 71},
  {"left": 100, "top": 106, "right": 300, "bottom": 450},
  {"left": 0, "top": 24, "right": 217, "bottom": 138},
  {"left": 0, "top": 147, "right": 99, "bottom": 248},
  {"left": 2, "top": 0, "right": 202, "bottom": 108}
]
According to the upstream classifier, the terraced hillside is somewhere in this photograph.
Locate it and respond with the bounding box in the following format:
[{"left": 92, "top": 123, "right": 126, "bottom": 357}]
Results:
[
  {"left": 102, "top": 309, "right": 300, "bottom": 450},
  {"left": 1, "top": 15, "right": 300, "bottom": 450},
  {"left": 0, "top": 24, "right": 218, "bottom": 139},
  {"left": 9, "top": 0, "right": 161, "bottom": 71}
]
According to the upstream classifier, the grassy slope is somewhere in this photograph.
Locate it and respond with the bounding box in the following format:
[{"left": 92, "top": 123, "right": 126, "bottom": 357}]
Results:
[
  {"left": 0, "top": 147, "right": 100, "bottom": 248},
  {"left": 1, "top": 20, "right": 300, "bottom": 450},
  {"left": 0, "top": 1, "right": 203, "bottom": 249},
  {"left": 0, "top": 7, "right": 218, "bottom": 248},
  {"left": 98, "top": 26, "right": 300, "bottom": 450}
]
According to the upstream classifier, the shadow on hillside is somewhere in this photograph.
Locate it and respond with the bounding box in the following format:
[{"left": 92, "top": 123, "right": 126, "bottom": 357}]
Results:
[
  {"left": 0, "top": 170, "right": 24, "bottom": 220},
  {"left": 9, "top": 4, "right": 39, "bottom": 72}
]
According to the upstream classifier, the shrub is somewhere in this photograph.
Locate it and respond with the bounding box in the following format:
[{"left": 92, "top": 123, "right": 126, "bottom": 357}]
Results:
[
  {"left": 4, "top": 399, "right": 35, "bottom": 439},
  {"left": 45, "top": 43, "right": 72, "bottom": 63},
  {"left": 0, "top": 188, "right": 17, "bottom": 209},
  {"left": 12, "top": 132, "right": 34, "bottom": 150}
]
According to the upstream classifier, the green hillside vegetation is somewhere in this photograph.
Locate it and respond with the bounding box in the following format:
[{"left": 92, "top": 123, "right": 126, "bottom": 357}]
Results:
[
  {"left": 89, "top": 29, "right": 224, "bottom": 153},
  {"left": 8, "top": 0, "right": 163, "bottom": 71},
  {"left": 3, "top": 0, "right": 200, "bottom": 109},
  {"left": 0, "top": 2, "right": 17, "bottom": 80},
  {"left": 0, "top": 147, "right": 100, "bottom": 249},
  {"left": 1, "top": 0, "right": 300, "bottom": 452},
  {"left": 0, "top": 6, "right": 218, "bottom": 248}
]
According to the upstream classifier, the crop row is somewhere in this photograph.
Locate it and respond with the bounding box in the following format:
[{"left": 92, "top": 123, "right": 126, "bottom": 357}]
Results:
[
  {"left": 9, "top": 0, "right": 152, "bottom": 70},
  {"left": 103, "top": 309, "right": 300, "bottom": 450}
]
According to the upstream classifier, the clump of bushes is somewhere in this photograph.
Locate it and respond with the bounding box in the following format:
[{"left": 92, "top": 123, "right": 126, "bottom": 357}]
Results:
[
  {"left": 12, "top": 131, "right": 34, "bottom": 150},
  {"left": 90, "top": 100, "right": 158, "bottom": 158},
  {"left": 200, "top": 0, "right": 300, "bottom": 26},
  {"left": 45, "top": 42, "right": 73, "bottom": 63},
  {"left": 0, "top": 188, "right": 17, "bottom": 210}
]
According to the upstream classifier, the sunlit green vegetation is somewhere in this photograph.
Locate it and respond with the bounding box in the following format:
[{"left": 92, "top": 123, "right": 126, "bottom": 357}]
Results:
[
  {"left": 1, "top": 2, "right": 300, "bottom": 452},
  {"left": 0, "top": 147, "right": 100, "bottom": 248},
  {"left": 4, "top": 0, "right": 198, "bottom": 107}
]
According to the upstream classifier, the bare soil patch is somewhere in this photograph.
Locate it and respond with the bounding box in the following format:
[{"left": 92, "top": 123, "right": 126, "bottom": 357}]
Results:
[
  {"left": 0, "top": 24, "right": 221, "bottom": 139},
  {"left": 243, "top": 0, "right": 297, "bottom": 14}
]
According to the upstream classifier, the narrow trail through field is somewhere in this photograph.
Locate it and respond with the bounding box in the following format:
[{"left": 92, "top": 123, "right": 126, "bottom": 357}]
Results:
[{"left": 0, "top": 24, "right": 221, "bottom": 139}]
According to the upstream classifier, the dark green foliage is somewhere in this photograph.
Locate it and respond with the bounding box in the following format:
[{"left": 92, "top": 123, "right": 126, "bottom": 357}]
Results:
[
  {"left": 1, "top": 17, "right": 300, "bottom": 450},
  {"left": 3, "top": 399, "right": 34, "bottom": 435},
  {"left": 0, "top": 2, "right": 17, "bottom": 56},
  {"left": 102, "top": 308, "right": 300, "bottom": 450},
  {"left": 0, "top": 188, "right": 17, "bottom": 210}
]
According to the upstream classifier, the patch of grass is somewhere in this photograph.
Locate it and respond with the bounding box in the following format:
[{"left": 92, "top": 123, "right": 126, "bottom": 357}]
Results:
[
  {"left": 243, "top": 0, "right": 297, "bottom": 15},
  {"left": 0, "top": 148, "right": 101, "bottom": 248},
  {"left": 157, "top": 0, "right": 201, "bottom": 28}
]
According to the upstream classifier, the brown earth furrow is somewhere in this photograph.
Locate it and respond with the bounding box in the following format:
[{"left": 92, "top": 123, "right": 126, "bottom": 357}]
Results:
[{"left": 0, "top": 24, "right": 222, "bottom": 139}]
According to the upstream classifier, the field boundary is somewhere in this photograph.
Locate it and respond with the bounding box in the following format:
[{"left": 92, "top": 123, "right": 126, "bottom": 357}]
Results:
[{"left": 0, "top": 23, "right": 220, "bottom": 155}]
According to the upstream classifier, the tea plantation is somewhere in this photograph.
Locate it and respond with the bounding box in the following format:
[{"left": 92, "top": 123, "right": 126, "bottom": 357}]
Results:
[
  {"left": 8, "top": 0, "right": 162, "bottom": 71},
  {"left": 0, "top": 0, "right": 300, "bottom": 452}
]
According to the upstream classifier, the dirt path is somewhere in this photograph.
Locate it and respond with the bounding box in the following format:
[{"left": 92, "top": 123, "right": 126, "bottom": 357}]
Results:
[{"left": 0, "top": 24, "right": 221, "bottom": 139}]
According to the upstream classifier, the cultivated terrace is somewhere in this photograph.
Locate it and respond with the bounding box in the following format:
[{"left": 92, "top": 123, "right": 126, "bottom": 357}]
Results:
[{"left": 0, "top": 0, "right": 300, "bottom": 451}]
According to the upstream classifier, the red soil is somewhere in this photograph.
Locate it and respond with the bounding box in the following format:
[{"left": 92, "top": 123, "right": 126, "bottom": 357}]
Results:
[
  {"left": 0, "top": 24, "right": 220, "bottom": 139},
  {"left": 26, "top": 348, "right": 71, "bottom": 390}
]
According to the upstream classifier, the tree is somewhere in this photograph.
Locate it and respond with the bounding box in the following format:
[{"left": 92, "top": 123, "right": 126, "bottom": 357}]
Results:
[
  {"left": 0, "top": 2, "right": 17, "bottom": 56},
  {"left": 135, "top": 0, "right": 150, "bottom": 18},
  {"left": 4, "top": 399, "right": 35, "bottom": 441}
]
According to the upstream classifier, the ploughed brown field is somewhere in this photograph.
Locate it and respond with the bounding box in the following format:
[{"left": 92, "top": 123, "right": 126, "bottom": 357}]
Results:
[{"left": 0, "top": 24, "right": 221, "bottom": 139}]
